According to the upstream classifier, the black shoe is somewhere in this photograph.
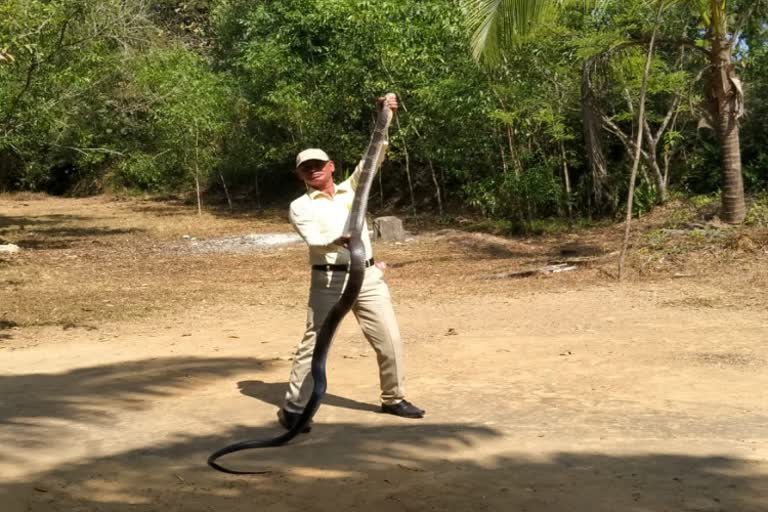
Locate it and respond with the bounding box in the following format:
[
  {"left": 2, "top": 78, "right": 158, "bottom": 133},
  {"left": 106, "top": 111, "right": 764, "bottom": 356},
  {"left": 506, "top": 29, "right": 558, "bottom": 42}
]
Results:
[
  {"left": 277, "top": 409, "right": 312, "bottom": 433},
  {"left": 381, "top": 400, "right": 425, "bottom": 419}
]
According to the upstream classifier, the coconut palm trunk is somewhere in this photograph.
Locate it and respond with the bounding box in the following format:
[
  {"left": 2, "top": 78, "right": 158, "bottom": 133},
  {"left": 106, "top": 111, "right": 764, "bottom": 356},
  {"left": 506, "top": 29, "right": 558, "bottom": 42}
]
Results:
[{"left": 709, "top": 32, "right": 746, "bottom": 223}]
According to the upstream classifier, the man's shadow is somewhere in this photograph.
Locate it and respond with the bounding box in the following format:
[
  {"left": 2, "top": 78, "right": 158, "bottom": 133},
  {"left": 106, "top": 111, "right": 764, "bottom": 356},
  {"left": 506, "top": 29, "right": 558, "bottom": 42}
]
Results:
[{"left": 238, "top": 380, "right": 380, "bottom": 412}]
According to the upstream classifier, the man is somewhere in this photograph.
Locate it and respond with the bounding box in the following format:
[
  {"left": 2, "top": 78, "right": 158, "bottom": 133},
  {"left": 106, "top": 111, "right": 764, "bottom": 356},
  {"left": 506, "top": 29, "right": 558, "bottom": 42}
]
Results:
[{"left": 278, "top": 95, "right": 425, "bottom": 432}]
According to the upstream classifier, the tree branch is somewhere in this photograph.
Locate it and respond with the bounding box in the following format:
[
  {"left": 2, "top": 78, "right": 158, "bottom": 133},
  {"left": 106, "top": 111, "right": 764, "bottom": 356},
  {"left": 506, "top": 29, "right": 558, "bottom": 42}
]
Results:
[
  {"left": 729, "top": 4, "right": 758, "bottom": 46},
  {"left": 588, "top": 38, "right": 710, "bottom": 63},
  {"left": 655, "top": 93, "right": 682, "bottom": 142},
  {"left": 48, "top": 144, "right": 125, "bottom": 156},
  {"left": 2, "top": 16, "right": 72, "bottom": 129},
  {"left": 601, "top": 112, "right": 655, "bottom": 168}
]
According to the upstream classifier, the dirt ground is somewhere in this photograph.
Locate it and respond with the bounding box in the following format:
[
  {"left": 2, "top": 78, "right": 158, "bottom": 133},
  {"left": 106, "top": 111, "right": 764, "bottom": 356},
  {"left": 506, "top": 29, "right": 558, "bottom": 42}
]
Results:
[{"left": 1, "top": 195, "right": 767, "bottom": 512}]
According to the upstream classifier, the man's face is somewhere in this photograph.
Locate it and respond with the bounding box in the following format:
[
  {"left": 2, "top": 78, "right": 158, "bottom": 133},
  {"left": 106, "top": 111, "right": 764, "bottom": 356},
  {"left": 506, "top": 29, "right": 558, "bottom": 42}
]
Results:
[{"left": 296, "top": 159, "right": 335, "bottom": 189}]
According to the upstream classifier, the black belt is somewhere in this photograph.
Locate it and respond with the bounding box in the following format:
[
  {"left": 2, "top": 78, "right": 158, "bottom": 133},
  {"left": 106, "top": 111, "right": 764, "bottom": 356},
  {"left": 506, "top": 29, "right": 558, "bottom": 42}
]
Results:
[{"left": 312, "top": 258, "right": 374, "bottom": 272}]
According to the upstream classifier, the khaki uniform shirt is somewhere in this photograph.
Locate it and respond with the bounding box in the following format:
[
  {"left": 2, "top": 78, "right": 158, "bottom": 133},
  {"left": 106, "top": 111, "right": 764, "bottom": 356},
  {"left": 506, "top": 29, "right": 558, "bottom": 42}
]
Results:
[{"left": 289, "top": 148, "right": 386, "bottom": 266}]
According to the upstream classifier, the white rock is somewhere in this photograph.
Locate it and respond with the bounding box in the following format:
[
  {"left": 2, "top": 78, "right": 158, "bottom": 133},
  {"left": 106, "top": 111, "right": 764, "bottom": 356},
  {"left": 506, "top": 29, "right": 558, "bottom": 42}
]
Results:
[{"left": 0, "top": 244, "right": 20, "bottom": 253}]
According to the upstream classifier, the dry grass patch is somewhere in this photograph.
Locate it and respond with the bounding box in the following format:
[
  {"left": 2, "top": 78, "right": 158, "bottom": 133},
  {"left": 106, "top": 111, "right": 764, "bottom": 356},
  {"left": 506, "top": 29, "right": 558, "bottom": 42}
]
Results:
[{"left": 2, "top": 194, "right": 767, "bottom": 335}]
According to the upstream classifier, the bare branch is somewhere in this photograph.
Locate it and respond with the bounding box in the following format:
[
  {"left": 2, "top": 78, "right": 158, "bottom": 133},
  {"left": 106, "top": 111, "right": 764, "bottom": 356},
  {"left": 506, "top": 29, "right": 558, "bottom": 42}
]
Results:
[
  {"left": 729, "top": 4, "right": 758, "bottom": 45},
  {"left": 602, "top": 114, "right": 653, "bottom": 164},
  {"left": 656, "top": 94, "right": 682, "bottom": 141}
]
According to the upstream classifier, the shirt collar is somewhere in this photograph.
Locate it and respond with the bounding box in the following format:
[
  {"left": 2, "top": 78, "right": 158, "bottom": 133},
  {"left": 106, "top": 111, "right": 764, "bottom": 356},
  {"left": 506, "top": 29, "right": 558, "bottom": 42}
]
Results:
[
  {"left": 336, "top": 179, "right": 353, "bottom": 193},
  {"left": 307, "top": 182, "right": 350, "bottom": 199}
]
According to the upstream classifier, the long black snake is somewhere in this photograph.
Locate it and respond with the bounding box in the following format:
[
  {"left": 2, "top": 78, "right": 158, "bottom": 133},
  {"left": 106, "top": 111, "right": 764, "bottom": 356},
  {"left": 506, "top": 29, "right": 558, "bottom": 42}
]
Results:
[{"left": 207, "top": 95, "right": 396, "bottom": 474}]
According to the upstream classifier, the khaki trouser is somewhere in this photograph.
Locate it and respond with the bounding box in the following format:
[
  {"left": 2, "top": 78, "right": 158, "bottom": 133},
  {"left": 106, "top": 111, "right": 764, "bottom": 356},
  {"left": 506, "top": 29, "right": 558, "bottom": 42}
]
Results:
[{"left": 283, "top": 265, "right": 405, "bottom": 412}]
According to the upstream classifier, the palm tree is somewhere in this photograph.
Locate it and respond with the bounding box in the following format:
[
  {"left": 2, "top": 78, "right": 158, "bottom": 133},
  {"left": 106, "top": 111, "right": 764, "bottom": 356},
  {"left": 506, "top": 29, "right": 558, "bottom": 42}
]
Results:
[
  {"left": 463, "top": 0, "right": 761, "bottom": 224},
  {"left": 695, "top": 0, "right": 750, "bottom": 223}
]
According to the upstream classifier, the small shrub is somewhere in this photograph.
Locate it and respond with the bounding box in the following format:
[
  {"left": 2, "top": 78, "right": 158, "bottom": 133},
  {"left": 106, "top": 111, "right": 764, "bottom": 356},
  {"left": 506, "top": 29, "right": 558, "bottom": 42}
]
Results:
[{"left": 745, "top": 194, "right": 768, "bottom": 226}]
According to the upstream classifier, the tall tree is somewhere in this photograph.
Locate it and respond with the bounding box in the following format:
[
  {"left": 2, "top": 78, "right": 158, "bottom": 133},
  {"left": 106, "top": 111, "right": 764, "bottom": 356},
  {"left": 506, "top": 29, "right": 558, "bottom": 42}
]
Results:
[
  {"left": 619, "top": 0, "right": 665, "bottom": 280},
  {"left": 683, "top": 0, "right": 760, "bottom": 223}
]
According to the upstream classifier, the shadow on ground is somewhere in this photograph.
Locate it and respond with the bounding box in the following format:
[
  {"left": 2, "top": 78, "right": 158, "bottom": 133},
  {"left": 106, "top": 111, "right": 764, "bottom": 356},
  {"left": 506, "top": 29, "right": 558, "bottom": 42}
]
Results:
[
  {"left": 0, "top": 319, "right": 17, "bottom": 340},
  {"left": 1, "top": 357, "right": 766, "bottom": 511},
  {"left": 0, "top": 357, "right": 271, "bottom": 451},
  {"left": 127, "top": 202, "right": 289, "bottom": 223},
  {"left": 0, "top": 214, "right": 143, "bottom": 250},
  {"left": 1, "top": 420, "right": 765, "bottom": 512},
  {"left": 238, "top": 379, "right": 380, "bottom": 412},
  {"left": 0, "top": 214, "right": 89, "bottom": 229}
]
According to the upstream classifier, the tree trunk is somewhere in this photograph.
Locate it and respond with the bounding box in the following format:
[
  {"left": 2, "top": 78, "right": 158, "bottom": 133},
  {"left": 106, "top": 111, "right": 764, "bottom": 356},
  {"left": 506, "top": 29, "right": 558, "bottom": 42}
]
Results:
[
  {"left": 642, "top": 137, "right": 667, "bottom": 204},
  {"left": 493, "top": 125, "right": 508, "bottom": 173},
  {"left": 254, "top": 172, "right": 262, "bottom": 209},
  {"left": 219, "top": 171, "right": 233, "bottom": 210},
  {"left": 428, "top": 159, "right": 443, "bottom": 216},
  {"left": 650, "top": 159, "right": 667, "bottom": 204},
  {"left": 499, "top": 143, "right": 508, "bottom": 173},
  {"left": 553, "top": 80, "right": 572, "bottom": 218},
  {"left": 402, "top": 138, "right": 416, "bottom": 216},
  {"left": 194, "top": 170, "right": 202, "bottom": 216},
  {"left": 618, "top": 0, "right": 664, "bottom": 281},
  {"left": 395, "top": 117, "right": 417, "bottom": 216},
  {"left": 439, "top": 165, "right": 447, "bottom": 210},
  {"left": 194, "top": 128, "right": 202, "bottom": 216},
  {"left": 490, "top": 88, "right": 521, "bottom": 174},
  {"left": 559, "top": 139, "right": 573, "bottom": 218},
  {"left": 507, "top": 125, "right": 521, "bottom": 175},
  {"left": 710, "top": 33, "right": 746, "bottom": 223},
  {"left": 582, "top": 62, "right": 613, "bottom": 211},
  {"left": 708, "top": 18, "right": 747, "bottom": 224},
  {"left": 718, "top": 114, "right": 745, "bottom": 222}
]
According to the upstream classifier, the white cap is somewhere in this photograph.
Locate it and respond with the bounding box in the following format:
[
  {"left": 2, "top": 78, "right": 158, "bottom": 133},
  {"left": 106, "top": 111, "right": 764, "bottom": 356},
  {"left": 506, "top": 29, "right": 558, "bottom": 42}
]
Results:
[{"left": 295, "top": 148, "right": 330, "bottom": 169}]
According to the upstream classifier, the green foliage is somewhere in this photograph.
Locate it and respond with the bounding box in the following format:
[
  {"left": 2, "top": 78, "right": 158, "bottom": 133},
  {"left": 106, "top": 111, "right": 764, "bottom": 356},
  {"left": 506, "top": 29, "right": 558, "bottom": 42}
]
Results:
[
  {"left": 0, "top": 0, "right": 132, "bottom": 190},
  {"left": 688, "top": 194, "right": 718, "bottom": 209},
  {"left": 117, "top": 153, "right": 170, "bottom": 191},
  {"left": 745, "top": 194, "right": 768, "bottom": 227},
  {"left": 741, "top": 16, "right": 768, "bottom": 193},
  {"left": 112, "top": 47, "right": 237, "bottom": 192},
  {"left": 464, "top": 159, "right": 564, "bottom": 225},
  {"left": 631, "top": 180, "right": 658, "bottom": 217}
]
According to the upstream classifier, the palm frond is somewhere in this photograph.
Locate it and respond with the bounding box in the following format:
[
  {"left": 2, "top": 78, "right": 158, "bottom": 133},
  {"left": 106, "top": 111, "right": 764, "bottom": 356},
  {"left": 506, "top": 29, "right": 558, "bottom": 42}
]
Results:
[
  {"left": 662, "top": 0, "right": 715, "bottom": 26},
  {"left": 462, "top": 0, "right": 603, "bottom": 65}
]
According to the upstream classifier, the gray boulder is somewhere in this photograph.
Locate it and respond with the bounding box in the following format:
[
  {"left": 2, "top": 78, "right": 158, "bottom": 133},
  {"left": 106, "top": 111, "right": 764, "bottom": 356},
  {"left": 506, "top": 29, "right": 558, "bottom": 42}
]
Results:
[{"left": 373, "top": 216, "right": 405, "bottom": 242}]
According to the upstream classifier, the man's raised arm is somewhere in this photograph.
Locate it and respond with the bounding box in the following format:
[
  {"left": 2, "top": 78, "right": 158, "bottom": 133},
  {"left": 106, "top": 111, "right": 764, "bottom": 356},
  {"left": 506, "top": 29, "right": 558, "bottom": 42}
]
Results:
[{"left": 349, "top": 95, "right": 398, "bottom": 191}]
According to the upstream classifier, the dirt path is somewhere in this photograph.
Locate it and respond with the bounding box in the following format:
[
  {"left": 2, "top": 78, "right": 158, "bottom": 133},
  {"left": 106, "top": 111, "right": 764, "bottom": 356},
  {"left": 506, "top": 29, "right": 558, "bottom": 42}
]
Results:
[{"left": 2, "top": 196, "right": 767, "bottom": 511}]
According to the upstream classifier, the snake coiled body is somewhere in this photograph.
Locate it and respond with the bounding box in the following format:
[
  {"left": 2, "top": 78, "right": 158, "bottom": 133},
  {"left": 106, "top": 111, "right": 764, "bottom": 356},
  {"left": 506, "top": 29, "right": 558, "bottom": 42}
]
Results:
[{"left": 207, "top": 96, "right": 395, "bottom": 474}]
